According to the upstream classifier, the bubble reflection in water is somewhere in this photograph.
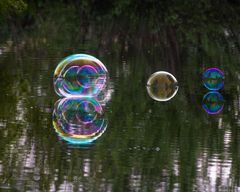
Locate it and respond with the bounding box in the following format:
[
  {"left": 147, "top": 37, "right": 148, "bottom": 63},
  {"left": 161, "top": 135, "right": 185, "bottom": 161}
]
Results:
[
  {"left": 202, "top": 91, "right": 224, "bottom": 114},
  {"left": 52, "top": 97, "right": 107, "bottom": 144}
]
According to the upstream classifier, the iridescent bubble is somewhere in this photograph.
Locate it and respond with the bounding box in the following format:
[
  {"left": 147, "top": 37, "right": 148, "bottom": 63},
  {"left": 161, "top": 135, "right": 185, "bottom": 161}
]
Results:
[
  {"left": 202, "top": 68, "right": 224, "bottom": 90},
  {"left": 54, "top": 54, "right": 108, "bottom": 97},
  {"left": 202, "top": 91, "right": 224, "bottom": 114},
  {"left": 146, "top": 71, "right": 178, "bottom": 101},
  {"left": 53, "top": 97, "right": 107, "bottom": 144}
]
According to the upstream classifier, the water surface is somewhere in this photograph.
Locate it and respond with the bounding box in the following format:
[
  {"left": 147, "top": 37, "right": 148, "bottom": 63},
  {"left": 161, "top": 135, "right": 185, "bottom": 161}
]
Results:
[{"left": 0, "top": 21, "right": 239, "bottom": 192}]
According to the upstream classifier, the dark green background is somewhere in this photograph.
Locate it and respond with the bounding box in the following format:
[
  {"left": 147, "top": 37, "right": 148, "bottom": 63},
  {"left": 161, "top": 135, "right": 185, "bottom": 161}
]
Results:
[{"left": 0, "top": 1, "right": 239, "bottom": 191}]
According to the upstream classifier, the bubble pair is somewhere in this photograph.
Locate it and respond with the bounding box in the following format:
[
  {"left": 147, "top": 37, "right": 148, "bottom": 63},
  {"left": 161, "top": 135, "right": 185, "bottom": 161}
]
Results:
[
  {"left": 53, "top": 54, "right": 108, "bottom": 144},
  {"left": 54, "top": 54, "right": 180, "bottom": 102},
  {"left": 202, "top": 68, "right": 224, "bottom": 115}
]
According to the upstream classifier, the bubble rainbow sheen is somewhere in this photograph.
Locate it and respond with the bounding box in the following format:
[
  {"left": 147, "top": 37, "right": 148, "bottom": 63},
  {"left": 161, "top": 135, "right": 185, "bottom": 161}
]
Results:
[
  {"left": 202, "top": 91, "right": 224, "bottom": 114},
  {"left": 54, "top": 54, "right": 108, "bottom": 97},
  {"left": 202, "top": 68, "right": 224, "bottom": 90},
  {"left": 146, "top": 71, "right": 179, "bottom": 102},
  {"left": 53, "top": 97, "right": 107, "bottom": 144}
]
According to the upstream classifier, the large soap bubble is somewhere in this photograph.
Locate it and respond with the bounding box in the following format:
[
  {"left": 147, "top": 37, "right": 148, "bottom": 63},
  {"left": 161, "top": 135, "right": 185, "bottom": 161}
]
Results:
[
  {"left": 202, "top": 91, "right": 224, "bottom": 114},
  {"left": 53, "top": 97, "right": 107, "bottom": 144},
  {"left": 54, "top": 54, "right": 108, "bottom": 97},
  {"left": 146, "top": 71, "right": 178, "bottom": 101},
  {"left": 202, "top": 68, "right": 224, "bottom": 90}
]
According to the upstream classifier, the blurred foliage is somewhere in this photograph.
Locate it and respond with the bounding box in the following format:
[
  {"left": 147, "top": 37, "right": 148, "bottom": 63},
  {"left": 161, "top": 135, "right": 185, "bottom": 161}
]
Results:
[
  {"left": 0, "top": 0, "right": 239, "bottom": 31},
  {"left": 0, "top": 0, "right": 239, "bottom": 191},
  {"left": 0, "top": 0, "right": 27, "bottom": 18}
]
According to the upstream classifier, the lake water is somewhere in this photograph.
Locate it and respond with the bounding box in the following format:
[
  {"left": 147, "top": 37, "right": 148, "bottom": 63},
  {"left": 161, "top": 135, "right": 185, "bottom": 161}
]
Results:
[{"left": 0, "top": 23, "right": 239, "bottom": 191}]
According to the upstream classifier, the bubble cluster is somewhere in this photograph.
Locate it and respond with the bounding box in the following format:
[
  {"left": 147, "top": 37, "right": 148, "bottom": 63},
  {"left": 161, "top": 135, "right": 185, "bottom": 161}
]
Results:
[
  {"left": 146, "top": 71, "right": 178, "bottom": 101},
  {"left": 54, "top": 54, "right": 108, "bottom": 97},
  {"left": 53, "top": 97, "right": 107, "bottom": 144},
  {"left": 202, "top": 92, "right": 224, "bottom": 114},
  {"left": 202, "top": 68, "right": 224, "bottom": 90}
]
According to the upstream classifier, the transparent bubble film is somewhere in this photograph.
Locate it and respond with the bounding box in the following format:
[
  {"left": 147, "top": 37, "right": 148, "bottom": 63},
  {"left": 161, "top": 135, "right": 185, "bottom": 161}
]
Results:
[
  {"left": 54, "top": 54, "right": 108, "bottom": 97},
  {"left": 53, "top": 97, "right": 107, "bottom": 144},
  {"left": 202, "top": 68, "right": 224, "bottom": 90},
  {"left": 202, "top": 91, "right": 224, "bottom": 115},
  {"left": 147, "top": 71, "right": 178, "bottom": 102}
]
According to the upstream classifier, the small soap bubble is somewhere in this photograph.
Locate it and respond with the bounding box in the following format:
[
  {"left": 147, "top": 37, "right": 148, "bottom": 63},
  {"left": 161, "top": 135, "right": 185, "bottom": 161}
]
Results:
[
  {"left": 53, "top": 97, "right": 107, "bottom": 144},
  {"left": 54, "top": 54, "right": 108, "bottom": 97},
  {"left": 202, "top": 68, "right": 224, "bottom": 90},
  {"left": 146, "top": 71, "right": 178, "bottom": 101},
  {"left": 202, "top": 91, "right": 224, "bottom": 114}
]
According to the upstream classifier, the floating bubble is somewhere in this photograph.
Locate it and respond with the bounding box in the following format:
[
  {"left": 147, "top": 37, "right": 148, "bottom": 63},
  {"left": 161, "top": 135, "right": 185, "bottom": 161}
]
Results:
[
  {"left": 54, "top": 54, "right": 108, "bottom": 97},
  {"left": 146, "top": 71, "right": 178, "bottom": 101},
  {"left": 53, "top": 97, "right": 107, "bottom": 144},
  {"left": 202, "top": 68, "right": 224, "bottom": 90},
  {"left": 202, "top": 91, "right": 224, "bottom": 114}
]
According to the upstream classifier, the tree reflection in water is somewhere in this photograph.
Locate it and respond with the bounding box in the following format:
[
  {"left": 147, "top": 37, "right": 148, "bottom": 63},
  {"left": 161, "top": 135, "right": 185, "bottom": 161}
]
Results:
[{"left": 0, "top": 5, "right": 239, "bottom": 190}]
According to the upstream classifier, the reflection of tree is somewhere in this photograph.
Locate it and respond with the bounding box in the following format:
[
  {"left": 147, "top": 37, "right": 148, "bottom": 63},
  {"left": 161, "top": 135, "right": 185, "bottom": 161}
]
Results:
[{"left": 0, "top": 4, "right": 239, "bottom": 191}]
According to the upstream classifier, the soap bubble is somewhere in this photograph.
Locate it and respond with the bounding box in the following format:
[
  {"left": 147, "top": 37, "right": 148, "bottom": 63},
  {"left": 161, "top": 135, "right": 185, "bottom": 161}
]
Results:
[
  {"left": 202, "top": 68, "right": 224, "bottom": 90},
  {"left": 202, "top": 91, "right": 224, "bottom": 114},
  {"left": 53, "top": 97, "right": 107, "bottom": 144},
  {"left": 54, "top": 54, "right": 108, "bottom": 97},
  {"left": 146, "top": 71, "right": 178, "bottom": 101}
]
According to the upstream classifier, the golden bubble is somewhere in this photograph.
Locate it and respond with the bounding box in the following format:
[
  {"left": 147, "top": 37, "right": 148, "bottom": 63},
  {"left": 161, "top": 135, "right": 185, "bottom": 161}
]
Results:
[{"left": 146, "top": 71, "right": 178, "bottom": 101}]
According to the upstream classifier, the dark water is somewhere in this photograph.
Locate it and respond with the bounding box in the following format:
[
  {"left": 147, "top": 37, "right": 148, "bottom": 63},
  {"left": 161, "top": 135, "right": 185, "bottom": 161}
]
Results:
[{"left": 0, "top": 23, "right": 239, "bottom": 192}]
